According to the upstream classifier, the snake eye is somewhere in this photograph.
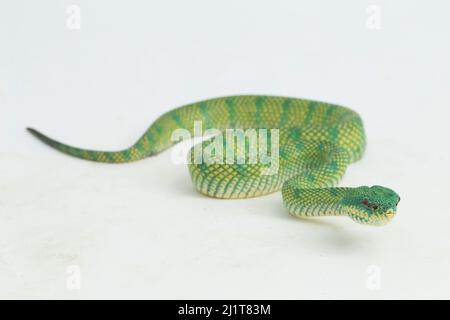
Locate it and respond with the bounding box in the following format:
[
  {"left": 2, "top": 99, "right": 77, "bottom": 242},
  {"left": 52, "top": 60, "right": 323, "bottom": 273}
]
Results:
[{"left": 362, "top": 199, "right": 369, "bottom": 206}]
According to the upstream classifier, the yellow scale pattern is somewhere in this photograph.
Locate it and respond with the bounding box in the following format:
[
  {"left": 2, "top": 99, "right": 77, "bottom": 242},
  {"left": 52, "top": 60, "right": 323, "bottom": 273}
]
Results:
[{"left": 27, "top": 95, "right": 400, "bottom": 226}]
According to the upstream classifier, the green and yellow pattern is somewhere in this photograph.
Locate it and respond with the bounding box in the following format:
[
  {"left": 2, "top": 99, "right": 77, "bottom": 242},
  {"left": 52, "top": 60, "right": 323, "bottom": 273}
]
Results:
[{"left": 28, "top": 95, "right": 400, "bottom": 226}]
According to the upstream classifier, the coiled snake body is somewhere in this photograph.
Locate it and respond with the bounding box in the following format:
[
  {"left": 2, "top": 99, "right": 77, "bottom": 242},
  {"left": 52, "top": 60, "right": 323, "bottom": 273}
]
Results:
[{"left": 28, "top": 95, "right": 400, "bottom": 226}]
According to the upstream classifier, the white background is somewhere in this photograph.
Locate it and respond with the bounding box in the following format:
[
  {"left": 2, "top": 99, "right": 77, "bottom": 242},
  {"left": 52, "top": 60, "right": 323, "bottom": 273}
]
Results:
[{"left": 1, "top": 0, "right": 450, "bottom": 299}]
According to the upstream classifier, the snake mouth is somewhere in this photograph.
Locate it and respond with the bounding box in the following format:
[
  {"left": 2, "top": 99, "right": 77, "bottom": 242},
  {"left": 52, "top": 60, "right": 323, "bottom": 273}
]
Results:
[
  {"left": 385, "top": 209, "right": 395, "bottom": 219},
  {"left": 371, "top": 209, "right": 396, "bottom": 226},
  {"left": 380, "top": 208, "right": 396, "bottom": 225},
  {"left": 367, "top": 208, "right": 396, "bottom": 226}
]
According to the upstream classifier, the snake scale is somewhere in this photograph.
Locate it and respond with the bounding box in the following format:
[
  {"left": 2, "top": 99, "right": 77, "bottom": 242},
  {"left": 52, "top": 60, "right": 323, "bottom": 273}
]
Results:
[{"left": 28, "top": 95, "right": 400, "bottom": 226}]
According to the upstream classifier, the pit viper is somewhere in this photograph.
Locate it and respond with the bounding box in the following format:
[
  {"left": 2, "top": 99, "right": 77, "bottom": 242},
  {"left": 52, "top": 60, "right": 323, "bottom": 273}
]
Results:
[{"left": 28, "top": 95, "right": 400, "bottom": 226}]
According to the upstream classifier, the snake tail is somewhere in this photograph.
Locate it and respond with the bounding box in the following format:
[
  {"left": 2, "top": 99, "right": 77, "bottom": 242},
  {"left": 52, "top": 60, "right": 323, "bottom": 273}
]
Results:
[{"left": 26, "top": 127, "right": 149, "bottom": 163}]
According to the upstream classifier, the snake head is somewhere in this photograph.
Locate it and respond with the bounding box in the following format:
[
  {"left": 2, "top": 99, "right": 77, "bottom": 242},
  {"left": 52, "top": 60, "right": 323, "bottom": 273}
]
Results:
[{"left": 343, "top": 186, "right": 400, "bottom": 226}]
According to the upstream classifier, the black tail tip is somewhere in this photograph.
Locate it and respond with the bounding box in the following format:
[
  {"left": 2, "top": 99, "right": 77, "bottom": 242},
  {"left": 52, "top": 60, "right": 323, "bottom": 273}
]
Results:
[
  {"left": 26, "top": 127, "right": 37, "bottom": 134},
  {"left": 26, "top": 127, "right": 43, "bottom": 138}
]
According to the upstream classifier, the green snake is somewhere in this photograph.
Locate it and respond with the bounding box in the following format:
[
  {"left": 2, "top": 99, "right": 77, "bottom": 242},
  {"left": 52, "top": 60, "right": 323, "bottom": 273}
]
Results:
[{"left": 28, "top": 95, "right": 400, "bottom": 226}]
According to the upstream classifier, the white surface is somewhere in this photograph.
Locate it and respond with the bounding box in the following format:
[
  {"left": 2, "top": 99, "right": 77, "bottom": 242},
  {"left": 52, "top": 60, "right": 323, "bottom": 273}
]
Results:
[{"left": 1, "top": 0, "right": 450, "bottom": 299}]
